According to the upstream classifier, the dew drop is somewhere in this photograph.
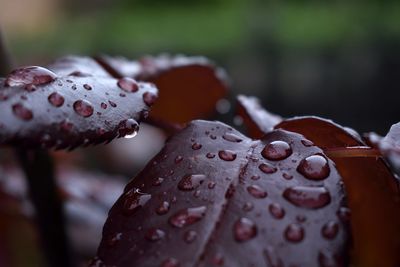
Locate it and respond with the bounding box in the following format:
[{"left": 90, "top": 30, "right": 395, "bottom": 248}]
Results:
[
  {"left": 251, "top": 175, "right": 260, "bottom": 180},
  {"left": 233, "top": 217, "right": 257, "bottom": 242},
  {"left": 100, "top": 102, "right": 107, "bottom": 109},
  {"left": 283, "top": 186, "right": 331, "bottom": 209},
  {"left": 122, "top": 188, "right": 151, "bottom": 216},
  {"left": 12, "top": 103, "right": 33, "bottom": 121},
  {"left": 118, "top": 118, "right": 139, "bottom": 138},
  {"left": 5, "top": 66, "right": 57, "bottom": 87},
  {"left": 269, "top": 203, "right": 285, "bottom": 219},
  {"left": 83, "top": 84, "right": 92, "bottom": 90},
  {"left": 259, "top": 163, "right": 277, "bottom": 174},
  {"left": 168, "top": 206, "right": 206, "bottom": 228},
  {"left": 261, "top": 140, "right": 292, "bottom": 160},
  {"left": 242, "top": 202, "right": 254, "bottom": 212},
  {"left": 118, "top": 77, "right": 139, "bottom": 92},
  {"left": 184, "top": 230, "right": 197, "bottom": 244},
  {"left": 282, "top": 172, "right": 293, "bottom": 180},
  {"left": 210, "top": 134, "right": 217, "bottom": 140},
  {"left": 48, "top": 92, "right": 64, "bottom": 107},
  {"left": 175, "top": 155, "right": 183, "bottom": 163},
  {"left": 178, "top": 174, "right": 206, "bottom": 191},
  {"left": 145, "top": 228, "right": 165, "bottom": 242},
  {"left": 247, "top": 185, "right": 267, "bottom": 198},
  {"left": 160, "top": 258, "right": 179, "bottom": 267},
  {"left": 284, "top": 223, "right": 304, "bottom": 242},
  {"left": 206, "top": 153, "right": 215, "bottom": 159},
  {"left": 222, "top": 132, "right": 243, "bottom": 142},
  {"left": 192, "top": 143, "right": 202, "bottom": 150},
  {"left": 156, "top": 201, "right": 170, "bottom": 215},
  {"left": 208, "top": 181, "right": 216, "bottom": 189},
  {"left": 297, "top": 154, "right": 330, "bottom": 180},
  {"left": 108, "top": 100, "right": 117, "bottom": 108},
  {"left": 218, "top": 150, "right": 237, "bottom": 161},
  {"left": 321, "top": 221, "right": 339, "bottom": 239},
  {"left": 143, "top": 92, "right": 157, "bottom": 106},
  {"left": 73, "top": 100, "right": 94, "bottom": 117}
]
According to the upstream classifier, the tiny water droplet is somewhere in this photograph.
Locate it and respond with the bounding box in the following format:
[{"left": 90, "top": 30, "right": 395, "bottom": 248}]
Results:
[
  {"left": 184, "top": 230, "right": 197, "bottom": 244},
  {"left": 218, "top": 150, "right": 237, "bottom": 161},
  {"left": 251, "top": 175, "right": 260, "bottom": 180},
  {"left": 297, "top": 154, "right": 330, "bottom": 180},
  {"left": 259, "top": 163, "right": 277, "bottom": 174},
  {"left": 178, "top": 174, "right": 206, "bottom": 191},
  {"left": 143, "top": 92, "right": 157, "bottom": 106},
  {"left": 48, "top": 92, "right": 64, "bottom": 107},
  {"left": 247, "top": 185, "right": 267, "bottom": 198},
  {"left": 233, "top": 217, "right": 257, "bottom": 242},
  {"left": 222, "top": 132, "right": 243, "bottom": 142},
  {"left": 210, "top": 134, "right": 217, "bottom": 140},
  {"left": 284, "top": 223, "right": 304, "bottom": 242},
  {"left": 152, "top": 177, "right": 164, "bottom": 186},
  {"left": 100, "top": 102, "right": 107, "bottom": 109},
  {"left": 12, "top": 103, "right": 33, "bottom": 120},
  {"left": 73, "top": 100, "right": 94, "bottom": 117},
  {"left": 83, "top": 84, "right": 92, "bottom": 90},
  {"left": 192, "top": 143, "right": 202, "bottom": 150},
  {"left": 145, "top": 228, "right": 165, "bottom": 242},
  {"left": 206, "top": 153, "right": 215, "bottom": 159},
  {"left": 283, "top": 186, "right": 331, "bottom": 209},
  {"left": 242, "top": 202, "right": 254, "bottom": 211},
  {"left": 118, "top": 77, "right": 139, "bottom": 92},
  {"left": 169, "top": 206, "right": 206, "bottom": 228},
  {"left": 282, "top": 172, "right": 293, "bottom": 180},
  {"left": 5, "top": 66, "right": 57, "bottom": 87},
  {"left": 122, "top": 188, "right": 151, "bottom": 216},
  {"left": 269, "top": 203, "right": 285, "bottom": 219},
  {"left": 108, "top": 100, "right": 117, "bottom": 107},
  {"left": 156, "top": 201, "right": 170, "bottom": 215},
  {"left": 208, "top": 181, "right": 216, "bottom": 189},
  {"left": 321, "top": 221, "right": 339, "bottom": 239},
  {"left": 261, "top": 141, "right": 292, "bottom": 160}
]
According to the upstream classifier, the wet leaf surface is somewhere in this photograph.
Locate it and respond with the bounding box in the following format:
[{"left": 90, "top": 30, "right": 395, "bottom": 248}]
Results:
[
  {"left": 95, "top": 120, "right": 348, "bottom": 267},
  {"left": 0, "top": 65, "right": 157, "bottom": 149}
]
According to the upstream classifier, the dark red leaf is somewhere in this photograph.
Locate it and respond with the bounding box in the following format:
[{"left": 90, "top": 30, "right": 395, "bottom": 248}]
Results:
[
  {"left": 0, "top": 64, "right": 157, "bottom": 149},
  {"left": 95, "top": 120, "right": 348, "bottom": 267},
  {"left": 276, "top": 117, "right": 400, "bottom": 267}
]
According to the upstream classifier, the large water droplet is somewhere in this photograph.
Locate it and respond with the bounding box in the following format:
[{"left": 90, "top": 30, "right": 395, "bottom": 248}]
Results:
[
  {"left": 269, "top": 203, "right": 285, "bottom": 219},
  {"left": 178, "top": 174, "right": 206, "bottom": 191},
  {"left": 321, "top": 221, "right": 339, "bottom": 239},
  {"left": 83, "top": 84, "right": 92, "bottom": 90},
  {"left": 156, "top": 201, "right": 170, "bottom": 215},
  {"left": 222, "top": 132, "right": 243, "bottom": 142},
  {"left": 284, "top": 223, "right": 304, "bottom": 242},
  {"left": 283, "top": 186, "right": 331, "bottom": 209},
  {"left": 143, "top": 92, "right": 157, "bottom": 106},
  {"left": 48, "top": 92, "right": 65, "bottom": 107},
  {"left": 192, "top": 143, "right": 202, "bottom": 150},
  {"left": 145, "top": 228, "right": 165, "bottom": 242},
  {"left": 247, "top": 185, "right": 267, "bottom": 198},
  {"left": 122, "top": 188, "right": 151, "bottom": 216},
  {"left": 161, "top": 258, "right": 179, "bottom": 267},
  {"left": 73, "top": 100, "right": 94, "bottom": 117},
  {"left": 118, "top": 77, "right": 139, "bottom": 92},
  {"left": 297, "top": 154, "right": 330, "bottom": 180},
  {"left": 233, "top": 217, "right": 257, "bottom": 242},
  {"left": 259, "top": 163, "right": 277, "bottom": 174},
  {"left": 261, "top": 141, "right": 292, "bottom": 161},
  {"left": 118, "top": 118, "right": 139, "bottom": 138},
  {"left": 169, "top": 206, "right": 206, "bottom": 228},
  {"left": 184, "top": 230, "right": 197, "bottom": 244},
  {"left": 218, "top": 150, "right": 237, "bottom": 161},
  {"left": 12, "top": 103, "right": 33, "bottom": 120},
  {"left": 5, "top": 66, "right": 57, "bottom": 87}
]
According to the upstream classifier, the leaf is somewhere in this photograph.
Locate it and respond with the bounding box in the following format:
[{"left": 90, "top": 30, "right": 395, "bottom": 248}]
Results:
[
  {"left": 0, "top": 64, "right": 158, "bottom": 149},
  {"left": 94, "top": 120, "right": 348, "bottom": 267},
  {"left": 236, "top": 95, "right": 282, "bottom": 139},
  {"left": 276, "top": 117, "right": 400, "bottom": 267},
  {"left": 97, "top": 54, "right": 229, "bottom": 125}
]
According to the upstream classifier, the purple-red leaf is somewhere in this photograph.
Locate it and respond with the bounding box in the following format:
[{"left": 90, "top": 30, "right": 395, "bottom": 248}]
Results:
[
  {"left": 0, "top": 64, "right": 157, "bottom": 149},
  {"left": 94, "top": 120, "right": 348, "bottom": 267}
]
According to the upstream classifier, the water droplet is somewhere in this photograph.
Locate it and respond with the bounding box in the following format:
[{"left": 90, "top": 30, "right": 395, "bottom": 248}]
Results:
[
  {"left": 12, "top": 103, "right": 33, "bottom": 120},
  {"left": 251, "top": 175, "right": 260, "bottom": 180},
  {"left": 297, "top": 154, "right": 330, "bottom": 180},
  {"left": 143, "top": 92, "right": 157, "bottom": 106},
  {"left": 175, "top": 155, "right": 183, "bottom": 163},
  {"left": 83, "top": 84, "right": 92, "bottom": 90},
  {"left": 242, "top": 202, "right": 254, "bottom": 211},
  {"left": 169, "top": 206, "right": 206, "bottom": 228},
  {"left": 208, "top": 181, "right": 216, "bottom": 189},
  {"left": 210, "top": 134, "right": 217, "bottom": 140},
  {"left": 301, "top": 139, "right": 314, "bottom": 147},
  {"left": 261, "top": 141, "right": 292, "bottom": 161},
  {"left": 259, "top": 163, "right": 277, "bottom": 174},
  {"left": 184, "top": 230, "right": 197, "bottom": 244},
  {"left": 218, "top": 150, "right": 237, "bottom": 161},
  {"left": 222, "top": 132, "right": 243, "bottom": 142},
  {"left": 122, "top": 188, "right": 151, "bottom": 216},
  {"left": 282, "top": 172, "right": 293, "bottom": 180},
  {"left": 156, "top": 201, "right": 170, "bottom": 215},
  {"left": 152, "top": 177, "right": 164, "bottom": 186},
  {"left": 206, "top": 153, "right": 215, "bottom": 159},
  {"left": 145, "top": 228, "right": 165, "bottom": 242},
  {"left": 247, "top": 185, "right": 267, "bottom": 198},
  {"left": 108, "top": 100, "right": 117, "bottom": 107},
  {"left": 73, "top": 100, "right": 94, "bottom": 117},
  {"left": 283, "top": 186, "right": 331, "bottom": 209},
  {"left": 337, "top": 207, "right": 351, "bottom": 222},
  {"left": 106, "top": 232, "right": 122, "bottom": 247},
  {"left": 284, "top": 223, "right": 304, "bottom": 242},
  {"left": 322, "top": 221, "right": 339, "bottom": 239},
  {"left": 48, "top": 92, "right": 64, "bottom": 107},
  {"left": 117, "top": 77, "right": 139, "bottom": 93},
  {"left": 233, "top": 217, "right": 257, "bottom": 242},
  {"left": 161, "top": 258, "right": 179, "bottom": 267},
  {"left": 5, "top": 66, "right": 57, "bottom": 87},
  {"left": 269, "top": 203, "right": 285, "bottom": 219},
  {"left": 192, "top": 143, "right": 202, "bottom": 150},
  {"left": 119, "top": 118, "right": 139, "bottom": 138},
  {"left": 69, "top": 71, "right": 90, "bottom": 77},
  {"left": 178, "top": 174, "right": 206, "bottom": 191}
]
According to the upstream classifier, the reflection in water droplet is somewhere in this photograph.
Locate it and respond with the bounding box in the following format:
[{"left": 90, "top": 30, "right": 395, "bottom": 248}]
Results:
[
  {"left": 169, "top": 206, "right": 206, "bottom": 228},
  {"left": 73, "top": 100, "right": 94, "bottom": 117},
  {"left": 259, "top": 163, "right": 277, "bottom": 174},
  {"left": 178, "top": 174, "right": 206, "bottom": 191},
  {"left": 297, "top": 154, "right": 330, "bottom": 180},
  {"left": 247, "top": 185, "right": 267, "bottom": 198},
  {"left": 269, "top": 203, "right": 285, "bottom": 219},
  {"left": 283, "top": 186, "right": 331, "bottom": 209},
  {"left": 218, "top": 150, "right": 237, "bottom": 161},
  {"left": 12, "top": 103, "right": 33, "bottom": 120},
  {"left": 122, "top": 188, "right": 151, "bottom": 216},
  {"left": 156, "top": 201, "right": 170, "bottom": 215},
  {"left": 233, "top": 217, "right": 257, "bottom": 242},
  {"left": 5, "top": 66, "right": 57, "bottom": 87},
  {"left": 261, "top": 141, "right": 292, "bottom": 161},
  {"left": 321, "top": 221, "right": 339, "bottom": 239},
  {"left": 118, "top": 77, "right": 139, "bottom": 92},
  {"left": 48, "top": 92, "right": 65, "bottom": 107},
  {"left": 284, "top": 223, "right": 304, "bottom": 242},
  {"left": 145, "top": 228, "right": 165, "bottom": 242},
  {"left": 222, "top": 132, "right": 243, "bottom": 142},
  {"left": 119, "top": 118, "right": 139, "bottom": 138}
]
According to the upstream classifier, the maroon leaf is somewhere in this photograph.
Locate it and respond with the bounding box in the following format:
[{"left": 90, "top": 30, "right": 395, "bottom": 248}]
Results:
[
  {"left": 94, "top": 120, "right": 348, "bottom": 267},
  {"left": 97, "top": 54, "right": 229, "bottom": 125},
  {"left": 0, "top": 64, "right": 157, "bottom": 149},
  {"left": 237, "top": 95, "right": 282, "bottom": 139}
]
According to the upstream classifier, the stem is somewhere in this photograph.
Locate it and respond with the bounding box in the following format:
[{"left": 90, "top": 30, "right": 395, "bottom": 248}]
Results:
[
  {"left": 17, "top": 149, "right": 73, "bottom": 267},
  {"left": 0, "top": 29, "right": 13, "bottom": 75},
  {"left": 324, "top": 146, "right": 382, "bottom": 158}
]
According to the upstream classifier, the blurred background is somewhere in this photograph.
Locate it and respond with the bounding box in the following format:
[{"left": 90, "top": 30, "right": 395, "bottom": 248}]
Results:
[{"left": 1, "top": 0, "right": 400, "bottom": 265}]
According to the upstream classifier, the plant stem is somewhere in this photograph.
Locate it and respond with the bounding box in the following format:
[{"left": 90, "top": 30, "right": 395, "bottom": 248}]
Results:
[
  {"left": 0, "top": 29, "right": 13, "bottom": 75},
  {"left": 17, "top": 149, "right": 73, "bottom": 267},
  {"left": 324, "top": 146, "right": 382, "bottom": 158}
]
